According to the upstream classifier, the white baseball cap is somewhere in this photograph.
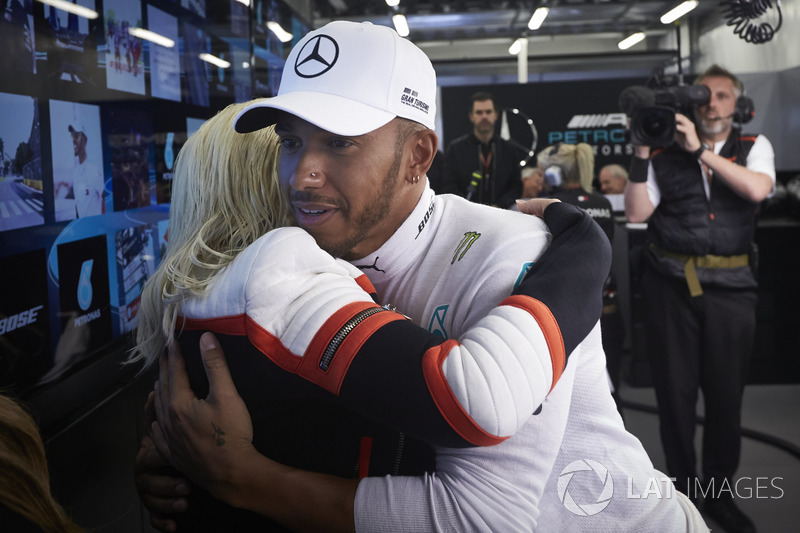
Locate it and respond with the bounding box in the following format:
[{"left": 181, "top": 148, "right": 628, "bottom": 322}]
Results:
[{"left": 234, "top": 21, "right": 436, "bottom": 136}]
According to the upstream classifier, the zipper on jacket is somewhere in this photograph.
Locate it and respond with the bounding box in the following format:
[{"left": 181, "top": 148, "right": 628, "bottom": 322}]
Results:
[
  {"left": 392, "top": 432, "right": 406, "bottom": 475},
  {"left": 319, "top": 306, "right": 388, "bottom": 371}
]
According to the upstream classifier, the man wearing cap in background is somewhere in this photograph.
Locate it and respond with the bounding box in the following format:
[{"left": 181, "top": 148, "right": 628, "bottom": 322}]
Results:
[
  {"left": 138, "top": 21, "right": 706, "bottom": 533},
  {"left": 68, "top": 121, "right": 104, "bottom": 217}
]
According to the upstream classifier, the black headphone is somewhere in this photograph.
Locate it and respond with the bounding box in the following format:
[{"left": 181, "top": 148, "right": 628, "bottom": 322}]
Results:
[{"left": 734, "top": 95, "right": 755, "bottom": 124}]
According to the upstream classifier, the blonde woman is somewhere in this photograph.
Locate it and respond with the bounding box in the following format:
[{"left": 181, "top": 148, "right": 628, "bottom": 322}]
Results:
[
  {"left": 0, "top": 394, "right": 84, "bottom": 533},
  {"left": 132, "top": 101, "right": 611, "bottom": 531}
]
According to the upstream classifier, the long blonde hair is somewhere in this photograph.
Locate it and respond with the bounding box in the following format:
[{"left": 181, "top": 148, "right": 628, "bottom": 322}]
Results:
[
  {"left": 537, "top": 143, "right": 595, "bottom": 193},
  {"left": 0, "top": 394, "right": 84, "bottom": 532},
  {"left": 129, "top": 100, "right": 291, "bottom": 368}
]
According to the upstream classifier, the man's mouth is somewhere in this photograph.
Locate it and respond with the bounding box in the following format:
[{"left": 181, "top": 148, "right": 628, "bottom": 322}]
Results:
[
  {"left": 298, "top": 207, "right": 327, "bottom": 215},
  {"left": 292, "top": 201, "right": 339, "bottom": 227}
]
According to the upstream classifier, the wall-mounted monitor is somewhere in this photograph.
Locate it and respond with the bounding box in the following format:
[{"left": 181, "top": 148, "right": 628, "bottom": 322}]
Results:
[{"left": 0, "top": 0, "right": 310, "bottom": 432}]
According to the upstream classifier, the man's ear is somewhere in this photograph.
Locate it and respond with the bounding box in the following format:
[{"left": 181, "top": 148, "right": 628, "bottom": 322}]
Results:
[{"left": 409, "top": 129, "right": 438, "bottom": 178}]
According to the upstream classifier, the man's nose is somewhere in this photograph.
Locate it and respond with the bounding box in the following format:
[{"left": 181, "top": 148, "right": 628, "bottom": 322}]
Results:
[{"left": 288, "top": 152, "right": 326, "bottom": 190}]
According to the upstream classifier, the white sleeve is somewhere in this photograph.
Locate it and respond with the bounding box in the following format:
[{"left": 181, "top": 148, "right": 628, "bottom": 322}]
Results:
[
  {"left": 354, "top": 441, "right": 540, "bottom": 533},
  {"left": 645, "top": 159, "right": 661, "bottom": 207},
  {"left": 748, "top": 134, "right": 776, "bottom": 191}
]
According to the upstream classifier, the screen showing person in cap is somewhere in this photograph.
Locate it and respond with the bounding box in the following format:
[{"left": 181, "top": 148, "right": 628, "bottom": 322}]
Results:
[
  {"left": 54, "top": 120, "right": 104, "bottom": 219},
  {"left": 68, "top": 121, "right": 104, "bottom": 218},
  {"left": 138, "top": 20, "right": 707, "bottom": 533}
]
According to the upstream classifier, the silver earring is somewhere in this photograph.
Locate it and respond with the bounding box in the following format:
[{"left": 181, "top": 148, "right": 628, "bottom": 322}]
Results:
[{"left": 412, "top": 175, "right": 420, "bottom": 184}]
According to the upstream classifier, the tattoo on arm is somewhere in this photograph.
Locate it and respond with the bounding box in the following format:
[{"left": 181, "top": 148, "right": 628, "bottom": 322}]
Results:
[{"left": 211, "top": 422, "right": 226, "bottom": 447}]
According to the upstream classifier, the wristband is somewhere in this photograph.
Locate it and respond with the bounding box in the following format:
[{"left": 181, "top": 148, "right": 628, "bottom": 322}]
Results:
[
  {"left": 692, "top": 145, "right": 706, "bottom": 159},
  {"left": 628, "top": 156, "right": 649, "bottom": 183}
]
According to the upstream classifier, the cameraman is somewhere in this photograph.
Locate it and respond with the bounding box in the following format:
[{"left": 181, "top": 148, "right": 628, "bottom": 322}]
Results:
[
  {"left": 441, "top": 91, "right": 524, "bottom": 208},
  {"left": 624, "top": 65, "right": 775, "bottom": 533}
]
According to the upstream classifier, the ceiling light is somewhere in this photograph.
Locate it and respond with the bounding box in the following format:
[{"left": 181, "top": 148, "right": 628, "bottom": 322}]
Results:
[
  {"left": 267, "top": 21, "right": 293, "bottom": 43},
  {"left": 508, "top": 38, "right": 525, "bottom": 55},
  {"left": 128, "top": 27, "right": 175, "bottom": 48},
  {"left": 393, "top": 14, "right": 410, "bottom": 37},
  {"left": 36, "top": 0, "right": 98, "bottom": 19},
  {"left": 235, "top": 0, "right": 250, "bottom": 6},
  {"left": 199, "top": 53, "right": 231, "bottom": 69},
  {"left": 386, "top": 0, "right": 400, "bottom": 6},
  {"left": 618, "top": 32, "right": 646, "bottom": 50},
  {"left": 660, "top": 1, "right": 699, "bottom": 24},
  {"left": 528, "top": 7, "right": 549, "bottom": 30}
]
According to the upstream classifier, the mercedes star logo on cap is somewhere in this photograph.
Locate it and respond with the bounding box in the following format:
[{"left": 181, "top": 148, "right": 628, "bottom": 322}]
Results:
[{"left": 294, "top": 34, "right": 339, "bottom": 78}]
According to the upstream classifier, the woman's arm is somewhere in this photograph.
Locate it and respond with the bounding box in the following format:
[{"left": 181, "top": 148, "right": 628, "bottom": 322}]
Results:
[
  {"left": 153, "top": 333, "right": 358, "bottom": 533},
  {"left": 177, "top": 203, "right": 610, "bottom": 448}
]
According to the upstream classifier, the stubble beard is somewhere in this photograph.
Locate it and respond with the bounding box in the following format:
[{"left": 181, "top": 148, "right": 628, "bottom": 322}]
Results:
[
  {"left": 317, "top": 149, "right": 403, "bottom": 260},
  {"left": 697, "top": 115, "right": 732, "bottom": 138}
]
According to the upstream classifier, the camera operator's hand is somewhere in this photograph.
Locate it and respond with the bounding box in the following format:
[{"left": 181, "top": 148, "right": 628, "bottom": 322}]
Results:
[{"left": 674, "top": 113, "right": 703, "bottom": 154}]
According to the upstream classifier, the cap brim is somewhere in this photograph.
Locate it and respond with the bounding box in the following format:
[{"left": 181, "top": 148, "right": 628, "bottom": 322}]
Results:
[{"left": 234, "top": 92, "right": 395, "bottom": 136}]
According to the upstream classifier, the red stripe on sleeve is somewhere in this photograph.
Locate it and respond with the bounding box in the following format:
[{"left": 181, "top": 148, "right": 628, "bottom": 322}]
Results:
[
  {"left": 178, "top": 314, "right": 303, "bottom": 373},
  {"left": 357, "top": 436, "right": 372, "bottom": 479},
  {"left": 422, "top": 340, "right": 508, "bottom": 446},
  {"left": 354, "top": 274, "right": 378, "bottom": 296},
  {"left": 500, "top": 294, "right": 566, "bottom": 391},
  {"left": 299, "top": 302, "right": 407, "bottom": 395}
]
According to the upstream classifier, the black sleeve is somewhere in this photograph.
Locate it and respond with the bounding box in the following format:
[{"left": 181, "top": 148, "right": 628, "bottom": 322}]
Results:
[{"left": 513, "top": 201, "right": 612, "bottom": 358}]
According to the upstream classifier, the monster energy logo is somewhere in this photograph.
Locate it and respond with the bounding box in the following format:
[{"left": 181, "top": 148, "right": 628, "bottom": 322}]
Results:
[{"left": 452, "top": 232, "right": 481, "bottom": 264}]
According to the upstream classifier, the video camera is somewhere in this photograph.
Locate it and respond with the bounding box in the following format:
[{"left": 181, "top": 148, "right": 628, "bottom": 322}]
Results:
[{"left": 618, "top": 82, "right": 710, "bottom": 147}]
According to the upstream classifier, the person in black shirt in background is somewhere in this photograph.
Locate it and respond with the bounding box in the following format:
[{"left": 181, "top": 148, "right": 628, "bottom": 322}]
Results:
[
  {"left": 441, "top": 91, "right": 524, "bottom": 208},
  {"left": 537, "top": 143, "right": 625, "bottom": 415}
]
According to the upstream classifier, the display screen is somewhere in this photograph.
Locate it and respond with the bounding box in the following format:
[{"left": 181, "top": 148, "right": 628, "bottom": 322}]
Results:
[{"left": 0, "top": 0, "right": 306, "bottom": 415}]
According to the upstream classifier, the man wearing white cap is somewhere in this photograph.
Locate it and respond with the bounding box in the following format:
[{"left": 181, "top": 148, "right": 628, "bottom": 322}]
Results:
[
  {"left": 142, "top": 21, "right": 706, "bottom": 533},
  {"left": 68, "top": 121, "right": 104, "bottom": 217}
]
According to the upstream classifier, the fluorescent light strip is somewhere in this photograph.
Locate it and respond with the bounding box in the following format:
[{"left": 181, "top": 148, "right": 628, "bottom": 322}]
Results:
[
  {"left": 128, "top": 28, "right": 175, "bottom": 48},
  {"left": 509, "top": 38, "right": 524, "bottom": 55},
  {"left": 528, "top": 7, "right": 549, "bottom": 30},
  {"left": 661, "top": 1, "right": 699, "bottom": 24},
  {"left": 393, "top": 14, "right": 410, "bottom": 37},
  {"left": 199, "top": 53, "right": 231, "bottom": 69},
  {"left": 267, "top": 21, "right": 293, "bottom": 43},
  {"left": 618, "top": 32, "right": 646, "bottom": 50},
  {"left": 37, "top": 0, "right": 98, "bottom": 19}
]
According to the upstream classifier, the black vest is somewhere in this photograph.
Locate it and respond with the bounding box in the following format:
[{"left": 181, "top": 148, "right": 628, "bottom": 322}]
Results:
[{"left": 646, "top": 131, "right": 759, "bottom": 289}]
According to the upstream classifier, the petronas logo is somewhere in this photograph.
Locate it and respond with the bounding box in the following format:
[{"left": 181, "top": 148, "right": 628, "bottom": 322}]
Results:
[
  {"left": 514, "top": 262, "right": 534, "bottom": 290},
  {"left": 452, "top": 232, "right": 480, "bottom": 264},
  {"left": 428, "top": 305, "right": 449, "bottom": 339}
]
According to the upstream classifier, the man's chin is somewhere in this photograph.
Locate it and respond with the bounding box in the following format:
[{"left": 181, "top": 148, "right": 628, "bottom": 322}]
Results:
[{"left": 698, "top": 119, "right": 729, "bottom": 137}]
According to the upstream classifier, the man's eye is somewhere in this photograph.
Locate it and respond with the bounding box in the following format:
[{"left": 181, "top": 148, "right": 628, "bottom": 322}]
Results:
[
  {"left": 280, "top": 138, "right": 298, "bottom": 149},
  {"left": 331, "top": 139, "right": 352, "bottom": 148}
]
